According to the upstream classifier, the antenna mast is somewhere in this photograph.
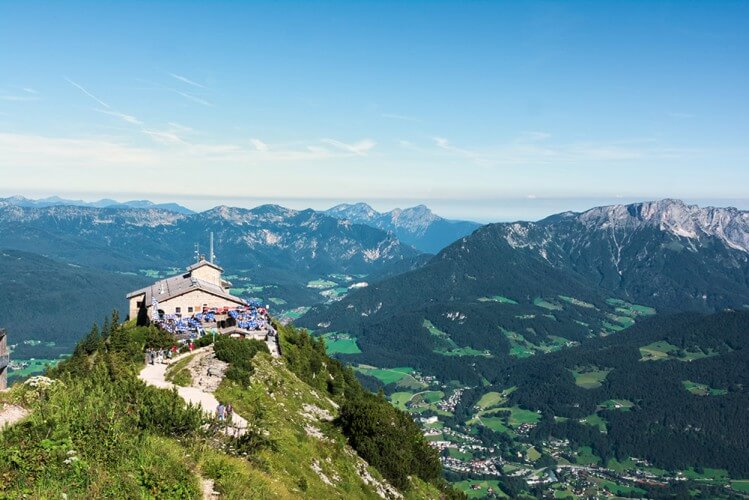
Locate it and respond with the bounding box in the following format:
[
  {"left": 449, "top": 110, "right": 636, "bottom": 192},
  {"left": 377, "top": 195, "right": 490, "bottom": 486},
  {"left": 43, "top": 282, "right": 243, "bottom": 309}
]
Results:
[
  {"left": 194, "top": 243, "right": 200, "bottom": 262},
  {"left": 209, "top": 232, "right": 215, "bottom": 263}
]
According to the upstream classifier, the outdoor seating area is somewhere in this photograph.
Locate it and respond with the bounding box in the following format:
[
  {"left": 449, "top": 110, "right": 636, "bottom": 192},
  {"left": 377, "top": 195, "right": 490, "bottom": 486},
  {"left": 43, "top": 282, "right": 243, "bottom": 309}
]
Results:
[{"left": 152, "top": 301, "right": 272, "bottom": 342}]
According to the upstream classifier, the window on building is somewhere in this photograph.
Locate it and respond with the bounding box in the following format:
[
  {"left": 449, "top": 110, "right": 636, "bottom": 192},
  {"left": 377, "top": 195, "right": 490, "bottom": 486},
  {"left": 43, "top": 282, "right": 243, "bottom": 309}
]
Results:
[
  {"left": 175, "top": 307, "right": 181, "bottom": 314},
  {"left": 188, "top": 306, "right": 194, "bottom": 313}
]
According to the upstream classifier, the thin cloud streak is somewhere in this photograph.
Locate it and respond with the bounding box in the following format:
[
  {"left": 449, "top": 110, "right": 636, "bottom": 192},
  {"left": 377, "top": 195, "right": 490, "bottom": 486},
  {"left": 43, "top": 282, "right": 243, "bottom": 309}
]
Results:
[
  {"left": 64, "top": 77, "right": 111, "bottom": 109},
  {"left": 169, "top": 73, "right": 205, "bottom": 88}
]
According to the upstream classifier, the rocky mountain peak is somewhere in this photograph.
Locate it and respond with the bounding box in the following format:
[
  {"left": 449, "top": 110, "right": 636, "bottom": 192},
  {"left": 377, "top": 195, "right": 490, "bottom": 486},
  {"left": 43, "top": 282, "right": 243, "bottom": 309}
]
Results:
[{"left": 576, "top": 199, "right": 749, "bottom": 252}]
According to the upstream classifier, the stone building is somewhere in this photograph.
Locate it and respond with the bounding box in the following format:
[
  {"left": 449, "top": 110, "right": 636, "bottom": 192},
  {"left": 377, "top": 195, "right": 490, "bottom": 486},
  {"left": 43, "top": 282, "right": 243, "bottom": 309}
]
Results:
[{"left": 126, "top": 257, "right": 246, "bottom": 320}]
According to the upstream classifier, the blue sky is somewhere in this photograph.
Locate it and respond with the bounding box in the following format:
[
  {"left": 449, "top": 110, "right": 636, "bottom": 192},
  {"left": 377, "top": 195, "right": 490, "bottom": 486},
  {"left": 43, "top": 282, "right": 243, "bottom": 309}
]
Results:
[{"left": 0, "top": 1, "right": 747, "bottom": 221}]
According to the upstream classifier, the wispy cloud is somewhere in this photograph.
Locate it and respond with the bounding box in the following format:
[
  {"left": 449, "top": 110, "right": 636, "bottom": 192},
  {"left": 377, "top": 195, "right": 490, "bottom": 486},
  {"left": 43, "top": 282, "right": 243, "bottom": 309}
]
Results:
[
  {"left": 22, "top": 87, "right": 38, "bottom": 95},
  {"left": 169, "top": 73, "right": 205, "bottom": 89},
  {"left": 64, "top": 77, "right": 111, "bottom": 109},
  {"left": 250, "top": 138, "right": 269, "bottom": 152},
  {"left": 95, "top": 108, "right": 142, "bottom": 125},
  {"left": 321, "top": 138, "right": 376, "bottom": 155},
  {"left": 175, "top": 89, "right": 211, "bottom": 106}
]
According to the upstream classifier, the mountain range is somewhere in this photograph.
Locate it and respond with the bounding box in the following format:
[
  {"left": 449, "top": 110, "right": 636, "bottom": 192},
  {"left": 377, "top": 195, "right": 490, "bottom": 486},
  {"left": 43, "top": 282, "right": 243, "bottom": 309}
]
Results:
[
  {"left": 324, "top": 202, "right": 481, "bottom": 253},
  {"left": 0, "top": 195, "right": 195, "bottom": 214},
  {"left": 300, "top": 199, "right": 749, "bottom": 381}
]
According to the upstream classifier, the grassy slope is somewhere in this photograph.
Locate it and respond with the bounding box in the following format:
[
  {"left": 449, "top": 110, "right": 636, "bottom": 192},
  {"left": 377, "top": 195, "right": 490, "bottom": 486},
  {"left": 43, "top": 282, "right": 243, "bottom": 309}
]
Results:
[
  {"left": 216, "top": 353, "right": 440, "bottom": 499},
  {"left": 0, "top": 322, "right": 446, "bottom": 499}
]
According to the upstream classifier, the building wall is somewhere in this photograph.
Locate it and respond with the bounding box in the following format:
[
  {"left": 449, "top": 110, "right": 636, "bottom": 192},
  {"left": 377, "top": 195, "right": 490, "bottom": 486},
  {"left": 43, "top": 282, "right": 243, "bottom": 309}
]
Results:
[
  {"left": 129, "top": 294, "right": 146, "bottom": 320},
  {"left": 158, "top": 289, "right": 244, "bottom": 316},
  {"left": 131, "top": 289, "right": 244, "bottom": 319},
  {"left": 0, "top": 329, "right": 8, "bottom": 391},
  {"left": 191, "top": 266, "right": 222, "bottom": 286}
]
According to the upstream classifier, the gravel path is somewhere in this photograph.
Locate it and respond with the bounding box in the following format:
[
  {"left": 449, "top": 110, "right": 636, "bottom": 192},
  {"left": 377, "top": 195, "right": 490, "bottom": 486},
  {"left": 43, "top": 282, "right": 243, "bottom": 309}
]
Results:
[{"left": 138, "top": 347, "right": 248, "bottom": 437}]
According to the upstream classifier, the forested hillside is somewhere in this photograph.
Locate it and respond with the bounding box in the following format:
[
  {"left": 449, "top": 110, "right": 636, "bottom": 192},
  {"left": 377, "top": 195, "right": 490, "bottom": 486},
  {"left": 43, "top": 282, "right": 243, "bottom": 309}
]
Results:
[{"left": 0, "top": 249, "right": 148, "bottom": 355}]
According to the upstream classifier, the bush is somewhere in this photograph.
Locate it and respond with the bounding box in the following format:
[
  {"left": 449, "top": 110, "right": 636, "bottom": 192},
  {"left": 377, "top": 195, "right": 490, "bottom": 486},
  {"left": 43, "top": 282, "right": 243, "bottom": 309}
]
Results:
[{"left": 213, "top": 336, "right": 268, "bottom": 386}]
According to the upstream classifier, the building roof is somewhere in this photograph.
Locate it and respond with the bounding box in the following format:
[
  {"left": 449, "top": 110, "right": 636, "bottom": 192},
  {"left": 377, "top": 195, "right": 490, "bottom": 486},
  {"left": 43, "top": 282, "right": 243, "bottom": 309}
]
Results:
[
  {"left": 127, "top": 272, "right": 245, "bottom": 307},
  {"left": 186, "top": 259, "right": 224, "bottom": 273}
]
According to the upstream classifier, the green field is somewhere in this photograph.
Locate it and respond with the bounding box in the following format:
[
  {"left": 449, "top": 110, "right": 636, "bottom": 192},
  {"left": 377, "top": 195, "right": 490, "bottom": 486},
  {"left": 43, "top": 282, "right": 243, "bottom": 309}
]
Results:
[
  {"left": 575, "top": 446, "right": 600, "bottom": 465},
  {"left": 478, "top": 295, "right": 518, "bottom": 304},
  {"left": 731, "top": 480, "right": 749, "bottom": 493},
  {"left": 682, "top": 380, "right": 728, "bottom": 396},
  {"left": 268, "top": 297, "right": 287, "bottom": 305},
  {"left": 683, "top": 467, "right": 729, "bottom": 482},
  {"left": 477, "top": 416, "right": 515, "bottom": 436},
  {"left": 424, "top": 319, "right": 491, "bottom": 357},
  {"left": 640, "top": 341, "right": 719, "bottom": 362},
  {"left": 598, "top": 399, "right": 634, "bottom": 411},
  {"left": 533, "top": 297, "right": 563, "bottom": 311},
  {"left": 606, "top": 298, "right": 657, "bottom": 317},
  {"left": 278, "top": 306, "right": 310, "bottom": 321},
  {"left": 476, "top": 391, "right": 504, "bottom": 410},
  {"left": 7, "top": 358, "right": 59, "bottom": 382},
  {"left": 355, "top": 365, "right": 413, "bottom": 385},
  {"left": 597, "top": 479, "right": 646, "bottom": 496},
  {"left": 306, "top": 279, "right": 337, "bottom": 289},
  {"left": 320, "top": 332, "right": 362, "bottom": 355},
  {"left": 571, "top": 366, "right": 612, "bottom": 389},
  {"left": 558, "top": 295, "right": 595, "bottom": 308},
  {"left": 455, "top": 480, "right": 508, "bottom": 499},
  {"left": 581, "top": 413, "right": 607, "bottom": 433}
]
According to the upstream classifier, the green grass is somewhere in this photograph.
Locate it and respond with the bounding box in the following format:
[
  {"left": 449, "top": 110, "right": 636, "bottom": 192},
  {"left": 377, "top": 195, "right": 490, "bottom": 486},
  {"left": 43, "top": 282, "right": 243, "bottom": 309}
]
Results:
[
  {"left": 319, "top": 332, "right": 362, "bottom": 355},
  {"left": 306, "top": 279, "right": 337, "bottom": 289},
  {"left": 581, "top": 413, "right": 607, "bottom": 433},
  {"left": 598, "top": 399, "right": 634, "bottom": 411},
  {"left": 575, "top": 446, "right": 600, "bottom": 466},
  {"left": 682, "top": 380, "right": 728, "bottom": 396},
  {"left": 455, "top": 480, "right": 508, "bottom": 499},
  {"left": 598, "top": 479, "right": 646, "bottom": 496},
  {"left": 477, "top": 416, "right": 516, "bottom": 436},
  {"left": 526, "top": 446, "right": 542, "bottom": 462},
  {"left": 477, "top": 295, "right": 518, "bottom": 304},
  {"left": 558, "top": 295, "right": 595, "bottom": 308},
  {"left": 731, "top": 480, "right": 749, "bottom": 493},
  {"left": 354, "top": 365, "right": 413, "bottom": 385},
  {"left": 390, "top": 391, "right": 414, "bottom": 411},
  {"left": 606, "top": 298, "right": 657, "bottom": 317},
  {"left": 7, "top": 358, "right": 59, "bottom": 382},
  {"left": 640, "top": 341, "right": 720, "bottom": 362},
  {"left": 683, "top": 467, "right": 729, "bottom": 482},
  {"left": 268, "top": 297, "right": 287, "bottom": 305},
  {"left": 164, "top": 353, "right": 196, "bottom": 387},
  {"left": 476, "top": 391, "right": 504, "bottom": 410},
  {"left": 425, "top": 319, "right": 491, "bottom": 357},
  {"left": 533, "top": 297, "right": 563, "bottom": 311},
  {"left": 570, "top": 367, "right": 612, "bottom": 389}
]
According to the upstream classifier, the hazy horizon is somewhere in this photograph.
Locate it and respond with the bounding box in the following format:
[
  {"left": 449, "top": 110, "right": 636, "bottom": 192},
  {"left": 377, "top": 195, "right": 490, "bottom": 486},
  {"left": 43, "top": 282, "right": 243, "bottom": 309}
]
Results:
[
  {"left": 3, "top": 190, "right": 748, "bottom": 224},
  {"left": 2, "top": 2, "right": 748, "bottom": 217}
]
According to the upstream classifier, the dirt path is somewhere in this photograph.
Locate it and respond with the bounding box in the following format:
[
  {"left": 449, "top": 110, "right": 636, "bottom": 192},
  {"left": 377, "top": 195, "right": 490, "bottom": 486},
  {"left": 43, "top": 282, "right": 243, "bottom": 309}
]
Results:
[{"left": 138, "top": 347, "right": 248, "bottom": 437}]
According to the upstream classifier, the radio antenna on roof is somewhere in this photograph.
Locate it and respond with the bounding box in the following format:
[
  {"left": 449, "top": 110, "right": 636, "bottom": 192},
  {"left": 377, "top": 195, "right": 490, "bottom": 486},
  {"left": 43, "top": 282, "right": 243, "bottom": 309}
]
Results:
[
  {"left": 209, "top": 232, "right": 215, "bottom": 264},
  {"left": 194, "top": 242, "right": 200, "bottom": 263}
]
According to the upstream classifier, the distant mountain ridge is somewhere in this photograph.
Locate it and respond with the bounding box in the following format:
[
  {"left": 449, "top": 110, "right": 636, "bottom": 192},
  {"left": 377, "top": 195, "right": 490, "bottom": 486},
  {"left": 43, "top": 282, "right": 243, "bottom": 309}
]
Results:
[
  {"left": 0, "top": 203, "right": 422, "bottom": 282},
  {"left": 0, "top": 195, "right": 194, "bottom": 214},
  {"left": 301, "top": 198, "right": 749, "bottom": 383},
  {"left": 324, "top": 202, "right": 481, "bottom": 253}
]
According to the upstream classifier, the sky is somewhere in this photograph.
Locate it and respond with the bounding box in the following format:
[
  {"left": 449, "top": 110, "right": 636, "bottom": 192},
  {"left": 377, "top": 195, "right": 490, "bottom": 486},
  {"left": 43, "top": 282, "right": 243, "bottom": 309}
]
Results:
[{"left": 0, "top": 1, "right": 747, "bottom": 222}]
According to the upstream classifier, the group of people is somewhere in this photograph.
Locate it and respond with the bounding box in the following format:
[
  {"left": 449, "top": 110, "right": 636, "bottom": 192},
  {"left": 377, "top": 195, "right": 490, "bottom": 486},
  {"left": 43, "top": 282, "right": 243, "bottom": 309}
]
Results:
[
  {"left": 216, "top": 402, "right": 233, "bottom": 422},
  {"left": 146, "top": 347, "right": 177, "bottom": 365}
]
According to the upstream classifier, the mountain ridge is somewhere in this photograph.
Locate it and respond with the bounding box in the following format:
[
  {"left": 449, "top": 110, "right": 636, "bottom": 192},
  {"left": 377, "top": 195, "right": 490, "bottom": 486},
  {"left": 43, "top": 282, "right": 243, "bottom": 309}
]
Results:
[{"left": 324, "top": 202, "right": 481, "bottom": 253}]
